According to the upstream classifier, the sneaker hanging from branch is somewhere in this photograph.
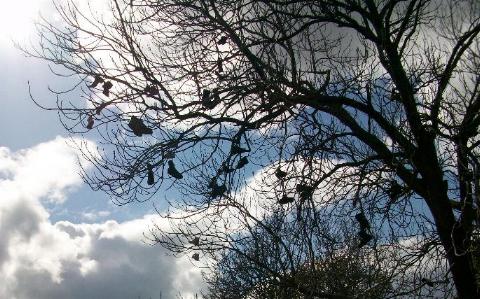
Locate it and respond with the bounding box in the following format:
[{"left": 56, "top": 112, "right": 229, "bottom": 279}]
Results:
[
  {"left": 355, "top": 212, "right": 373, "bottom": 248},
  {"left": 231, "top": 144, "right": 249, "bottom": 155},
  {"left": 147, "top": 163, "right": 154, "bottom": 185},
  {"left": 86, "top": 115, "right": 94, "bottom": 130},
  {"left": 189, "top": 236, "right": 200, "bottom": 246},
  {"left": 167, "top": 160, "right": 183, "bottom": 179},
  {"left": 201, "top": 89, "right": 218, "bottom": 110},
  {"left": 217, "top": 58, "right": 223, "bottom": 73},
  {"left": 387, "top": 181, "right": 403, "bottom": 201},
  {"left": 221, "top": 162, "right": 234, "bottom": 174},
  {"left": 236, "top": 157, "right": 249, "bottom": 169},
  {"left": 217, "top": 36, "right": 228, "bottom": 45},
  {"left": 102, "top": 81, "right": 113, "bottom": 96},
  {"left": 275, "top": 168, "right": 287, "bottom": 179},
  {"left": 278, "top": 195, "right": 294, "bottom": 205},
  {"left": 145, "top": 85, "right": 159, "bottom": 97},
  {"left": 209, "top": 177, "right": 226, "bottom": 198},
  {"left": 89, "top": 75, "right": 104, "bottom": 88},
  {"left": 358, "top": 229, "right": 373, "bottom": 248},
  {"left": 421, "top": 278, "right": 434, "bottom": 287},
  {"left": 128, "top": 116, "right": 153, "bottom": 136},
  {"left": 163, "top": 151, "right": 175, "bottom": 159},
  {"left": 296, "top": 184, "right": 314, "bottom": 202},
  {"left": 355, "top": 212, "right": 371, "bottom": 230}
]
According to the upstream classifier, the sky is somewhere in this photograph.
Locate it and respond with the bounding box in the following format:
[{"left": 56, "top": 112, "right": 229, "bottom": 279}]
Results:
[{"left": 0, "top": 1, "right": 204, "bottom": 298}]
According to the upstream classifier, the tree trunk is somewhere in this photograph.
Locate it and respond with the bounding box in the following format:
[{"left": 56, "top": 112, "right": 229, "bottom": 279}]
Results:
[
  {"left": 441, "top": 225, "right": 478, "bottom": 298},
  {"left": 427, "top": 192, "right": 479, "bottom": 298}
]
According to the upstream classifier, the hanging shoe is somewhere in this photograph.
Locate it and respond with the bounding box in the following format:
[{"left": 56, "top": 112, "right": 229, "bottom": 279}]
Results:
[
  {"left": 236, "top": 157, "right": 249, "bottom": 169},
  {"left": 167, "top": 160, "right": 183, "bottom": 179},
  {"left": 355, "top": 212, "right": 371, "bottom": 230},
  {"left": 278, "top": 195, "right": 294, "bottom": 205},
  {"left": 217, "top": 58, "right": 223, "bottom": 73},
  {"left": 128, "top": 116, "right": 153, "bottom": 136},
  {"left": 102, "top": 81, "right": 113, "bottom": 96},
  {"left": 145, "top": 85, "right": 159, "bottom": 97},
  {"left": 296, "top": 184, "right": 314, "bottom": 201},
  {"left": 275, "top": 168, "right": 287, "bottom": 179},
  {"left": 147, "top": 163, "right": 155, "bottom": 185},
  {"left": 86, "top": 115, "right": 94, "bottom": 130},
  {"left": 231, "top": 145, "right": 249, "bottom": 155},
  {"left": 89, "top": 75, "right": 104, "bottom": 88},
  {"left": 387, "top": 181, "right": 403, "bottom": 201},
  {"left": 421, "top": 278, "right": 434, "bottom": 287},
  {"left": 189, "top": 237, "right": 200, "bottom": 246},
  {"left": 210, "top": 179, "right": 226, "bottom": 198},
  {"left": 217, "top": 36, "right": 228, "bottom": 45},
  {"left": 358, "top": 229, "right": 373, "bottom": 248},
  {"left": 221, "top": 162, "right": 234, "bottom": 174},
  {"left": 202, "top": 89, "right": 217, "bottom": 109}
]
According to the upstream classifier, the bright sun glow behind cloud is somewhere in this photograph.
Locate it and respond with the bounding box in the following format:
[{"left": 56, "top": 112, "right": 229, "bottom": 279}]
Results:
[
  {"left": 0, "top": 1, "right": 41, "bottom": 40},
  {"left": 1, "top": 2, "right": 51, "bottom": 48}
]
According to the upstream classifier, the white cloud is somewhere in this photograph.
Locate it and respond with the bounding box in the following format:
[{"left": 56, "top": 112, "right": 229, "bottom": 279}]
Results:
[
  {"left": 1, "top": 136, "right": 90, "bottom": 204},
  {"left": 81, "top": 210, "right": 111, "bottom": 221},
  {"left": 0, "top": 137, "right": 204, "bottom": 299}
]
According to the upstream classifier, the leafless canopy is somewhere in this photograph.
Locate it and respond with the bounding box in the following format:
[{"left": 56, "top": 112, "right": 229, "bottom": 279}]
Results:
[{"left": 26, "top": 0, "right": 480, "bottom": 297}]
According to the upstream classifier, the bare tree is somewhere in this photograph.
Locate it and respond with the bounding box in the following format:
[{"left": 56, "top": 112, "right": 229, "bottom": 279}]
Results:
[
  {"left": 25, "top": 0, "right": 480, "bottom": 297},
  {"left": 150, "top": 181, "right": 452, "bottom": 298},
  {"left": 201, "top": 215, "right": 395, "bottom": 299}
]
